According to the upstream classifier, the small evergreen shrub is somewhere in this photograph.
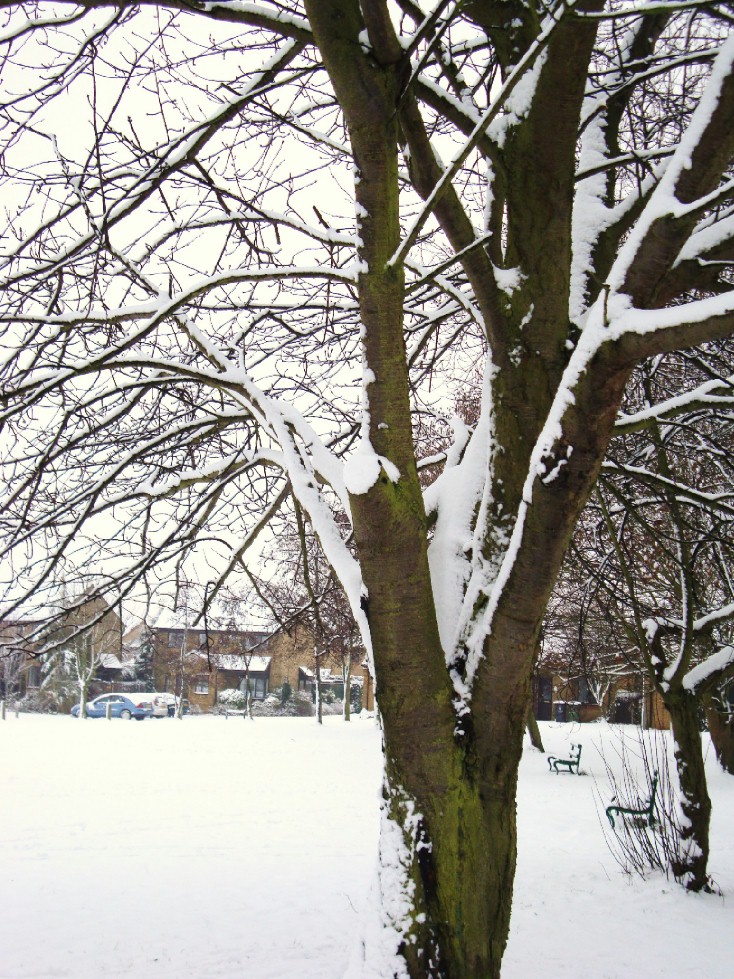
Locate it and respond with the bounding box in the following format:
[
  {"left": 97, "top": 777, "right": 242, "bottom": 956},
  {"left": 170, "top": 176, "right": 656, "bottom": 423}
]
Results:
[{"left": 350, "top": 684, "right": 363, "bottom": 714}]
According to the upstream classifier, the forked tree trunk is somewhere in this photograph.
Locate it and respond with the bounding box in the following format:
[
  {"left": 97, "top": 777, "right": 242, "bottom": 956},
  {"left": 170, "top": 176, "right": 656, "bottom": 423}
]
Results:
[
  {"left": 665, "top": 690, "right": 712, "bottom": 891},
  {"left": 350, "top": 413, "right": 557, "bottom": 978},
  {"left": 303, "top": 3, "right": 621, "bottom": 973},
  {"left": 361, "top": 552, "right": 529, "bottom": 978}
]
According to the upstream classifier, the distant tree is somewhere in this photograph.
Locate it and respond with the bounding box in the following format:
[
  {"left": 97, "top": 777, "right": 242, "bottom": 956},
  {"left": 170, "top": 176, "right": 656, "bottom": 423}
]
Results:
[
  {"left": 546, "top": 535, "right": 644, "bottom": 716},
  {"left": 1, "top": 644, "right": 25, "bottom": 705},
  {"left": 258, "top": 496, "right": 362, "bottom": 722},
  {"left": 41, "top": 592, "right": 121, "bottom": 717},
  {"left": 129, "top": 627, "right": 155, "bottom": 689},
  {"left": 0, "top": 587, "right": 126, "bottom": 713},
  {"left": 564, "top": 348, "right": 734, "bottom": 889}
]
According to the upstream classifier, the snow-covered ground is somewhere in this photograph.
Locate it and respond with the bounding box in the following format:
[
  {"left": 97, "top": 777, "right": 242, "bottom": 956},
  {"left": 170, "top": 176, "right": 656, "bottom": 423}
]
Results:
[{"left": 0, "top": 714, "right": 731, "bottom": 978}]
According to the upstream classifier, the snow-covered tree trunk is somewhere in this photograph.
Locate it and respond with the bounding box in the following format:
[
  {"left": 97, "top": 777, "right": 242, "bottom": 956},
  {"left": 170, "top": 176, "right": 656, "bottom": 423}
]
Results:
[
  {"left": 74, "top": 632, "right": 97, "bottom": 720},
  {"left": 77, "top": 679, "right": 89, "bottom": 720},
  {"left": 526, "top": 705, "right": 544, "bottom": 753},
  {"left": 342, "top": 648, "right": 352, "bottom": 722},
  {"left": 314, "top": 645, "right": 323, "bottom": 725},
  {"left": 590, "top": 678, "right": 613, "bottom": 718},
  {"left": 239, "top": 668, "right": 253, "bottom": 720},
  {"left": 306, "top": 3, "right": 604, "bottom": 972},
  {"left": 667, "top": 689, "right": 712, "bottom": 890}
]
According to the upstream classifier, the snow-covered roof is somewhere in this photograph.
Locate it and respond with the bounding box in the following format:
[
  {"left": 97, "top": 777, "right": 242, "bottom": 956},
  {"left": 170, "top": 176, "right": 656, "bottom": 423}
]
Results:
[
  {"left": 98, "top": 652, "right": 125, "bottom": 670},
  {"left": 214, "top": 654, "right": 271, "bottom": 673},
  {"left": 147, "top": 607, "right": 269, "bottom": 636},
  {"left": 297, "top": 667, "right": 350, "bottom": 684}
]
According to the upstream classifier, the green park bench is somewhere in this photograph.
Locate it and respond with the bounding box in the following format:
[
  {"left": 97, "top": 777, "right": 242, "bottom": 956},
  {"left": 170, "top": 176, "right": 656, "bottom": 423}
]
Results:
[
  {"left": 606, "top": 771, "right": 659, "bottom": 828},
  {"left": 547, "top": 743, "right": 582, "bottom": 774}
]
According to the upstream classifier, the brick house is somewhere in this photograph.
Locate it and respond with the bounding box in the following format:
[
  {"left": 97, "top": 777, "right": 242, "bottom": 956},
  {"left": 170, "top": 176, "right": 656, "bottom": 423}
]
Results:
[
  {"left": 2, "top": 607, "right": 371, "bottom": 713},
  {"left": 1, "top": 597, "right": 125, "bottom": 708},
  {"left": 532, "top": 664, "right": 670, "bottom": 729},
  {"left": 146, "top": 621, "right": 364, "bottom": 712},
  {"left": 0, "top": 617, "right": 44, "bottom": 699}
]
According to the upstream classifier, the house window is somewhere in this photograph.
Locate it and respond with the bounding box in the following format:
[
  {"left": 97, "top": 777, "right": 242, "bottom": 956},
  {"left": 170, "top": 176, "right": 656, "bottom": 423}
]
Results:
[
  {"left": 246, "top": 676, "right": 268, "bottom": 699},
  {"left": 27, "top": 665, "right": 41, "bottom": 688},
  {"left": 167, "top": 631, "right": 183, "bottom": 647},
  {"left": 194, "top": 678, "right": 209, "bottom": 695},
  {"left": 577, "top": 677, "right": 596, "bottom": 705}
]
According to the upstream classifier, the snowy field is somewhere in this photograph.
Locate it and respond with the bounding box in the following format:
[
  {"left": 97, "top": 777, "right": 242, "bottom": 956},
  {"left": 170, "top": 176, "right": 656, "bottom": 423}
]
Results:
[{"left": 0, "top": 714, "right": 732, "bottom": 979}]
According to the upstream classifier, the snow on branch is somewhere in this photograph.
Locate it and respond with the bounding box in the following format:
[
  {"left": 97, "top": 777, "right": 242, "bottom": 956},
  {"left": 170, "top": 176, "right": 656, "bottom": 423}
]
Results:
[
  {"left": 675, "top": 210, "right": 734, "bottom": 267},
  {"left": 600, "top": 462, "right": 734, "bottom": 517},
  {"left": 642, "top": 601, "right": 734, "bottom": 644},
  {"left": 606, "top": 31, "right": 734, "bottom": 297},
  {"left": 604, "top": 291, "right": 734, "bottom": 341},
  {"left": 613, "top": 376, "right": 734, "bottom": 433},
  {"left": 683, "top": 644, "right": 734, "bottom": 694},
  {"left": 578, "top": 1, "right": 718, "bottom": 22},
  {"left": 170, "top": 2, "right": 312, "bottom": 41},
  {"left": 693, "top": 602, "right": 734, "bottom": 635},
  {"left": 203, "top": 368, "right": 371, "bottom": 654}
]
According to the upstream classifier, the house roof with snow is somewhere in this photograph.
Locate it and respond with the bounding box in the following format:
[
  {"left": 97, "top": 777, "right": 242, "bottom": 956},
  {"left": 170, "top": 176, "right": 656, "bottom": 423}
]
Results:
[
  {"left": 297, "top": 666, "right": 358, "bottom": 685},
  {"left": 213, "top": 654, "right": 272, "bottom": 674}
]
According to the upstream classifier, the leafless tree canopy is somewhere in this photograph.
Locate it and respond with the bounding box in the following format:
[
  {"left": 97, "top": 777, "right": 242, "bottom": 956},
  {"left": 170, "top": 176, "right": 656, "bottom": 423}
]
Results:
[{"left": 1, "top": 3, "right": 729, "bottom": 616}]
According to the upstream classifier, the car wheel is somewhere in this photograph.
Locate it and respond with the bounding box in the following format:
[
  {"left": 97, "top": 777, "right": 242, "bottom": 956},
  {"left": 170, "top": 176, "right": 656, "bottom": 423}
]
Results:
[{"left": 120, "top": 709, "right": 132, "bottom": 720}]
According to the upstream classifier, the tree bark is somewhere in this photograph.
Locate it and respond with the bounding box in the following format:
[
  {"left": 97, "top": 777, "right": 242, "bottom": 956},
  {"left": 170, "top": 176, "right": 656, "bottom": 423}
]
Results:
[
  {"left": 79, "top": 679, "right": 88, "bottom": 719},
  {"left": 665, "top": 690, "right": 712, "bottom": 891},
  {"left": 527, "top": 705, "right": 545, "bottom": 752}
]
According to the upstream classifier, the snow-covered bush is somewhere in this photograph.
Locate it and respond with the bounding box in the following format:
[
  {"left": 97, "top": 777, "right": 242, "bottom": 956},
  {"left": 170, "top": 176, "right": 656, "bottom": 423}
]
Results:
[
  {"left": 252, "top": 691, "right": 314, "bottom": 717},
  {"left": 320, "top": 697, "right": 344, "bottom": 716},
  {"left": 16, "top": 690, "right": 60, "bottom": 714},
  {"left": 217, "top": 688, "right": 247, "bottom": 710}
]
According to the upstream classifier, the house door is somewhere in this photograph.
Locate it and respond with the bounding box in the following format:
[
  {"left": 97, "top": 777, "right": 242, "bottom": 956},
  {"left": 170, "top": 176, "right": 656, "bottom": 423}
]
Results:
[
  {"left": 536, "top": 675, "right": 553, "bottom": 721},
  {"left": 614, "top": 694, "right": 641, "bottom": 725}
]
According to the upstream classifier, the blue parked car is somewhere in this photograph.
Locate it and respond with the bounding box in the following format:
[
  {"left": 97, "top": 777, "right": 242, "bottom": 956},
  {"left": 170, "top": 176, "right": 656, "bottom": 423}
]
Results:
[{"left": 70, "top": 693, "right": 155, "bottom": 720}]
